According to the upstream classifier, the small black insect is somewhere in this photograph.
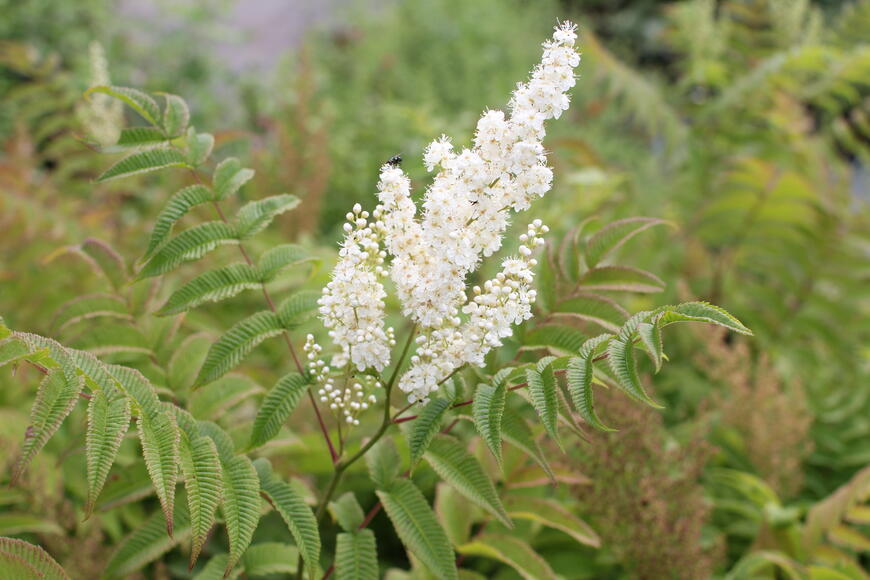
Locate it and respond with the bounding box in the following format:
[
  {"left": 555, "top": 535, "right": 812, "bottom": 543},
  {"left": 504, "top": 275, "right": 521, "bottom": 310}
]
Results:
[{"left": 386, "top": 154, "right": 403, "bottom": 166}]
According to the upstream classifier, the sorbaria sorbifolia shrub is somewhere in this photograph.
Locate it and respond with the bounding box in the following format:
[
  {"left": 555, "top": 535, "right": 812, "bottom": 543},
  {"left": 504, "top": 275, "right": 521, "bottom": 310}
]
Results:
[{"left": 0, "top": 22, "right": 751, "bottom": 579}]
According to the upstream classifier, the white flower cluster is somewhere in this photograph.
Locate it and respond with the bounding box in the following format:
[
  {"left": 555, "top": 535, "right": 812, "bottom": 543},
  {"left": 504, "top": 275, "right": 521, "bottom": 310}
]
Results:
[
  {"left": 306, "top": 335, "right": 382, "bottom": 426},
  {"left": 398, "top": 221, "right": 548, "bottom": 402},
  {"left": 317, "top": 204, "right": 396, "bottom": 371},
  {"left": 460, "top": 220, "right": 548, "bottom": 366},
  {"left": 318, "top": 22, "right": 580, "bottom": 403}
]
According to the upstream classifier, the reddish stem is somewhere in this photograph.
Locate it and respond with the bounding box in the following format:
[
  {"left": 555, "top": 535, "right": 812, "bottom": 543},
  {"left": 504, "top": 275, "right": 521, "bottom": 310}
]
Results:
[
  {"left": 359, "top": 502, "right": 382, "bottom": 530},
  {"left": 308, "top": 389, "right": 338, "bottom": 463},
  {"left": 200, "top": 172, "right": 336, "bottom": 462}
]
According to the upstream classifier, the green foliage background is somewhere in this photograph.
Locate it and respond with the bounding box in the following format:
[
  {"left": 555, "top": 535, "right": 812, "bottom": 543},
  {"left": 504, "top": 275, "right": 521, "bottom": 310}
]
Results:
[{"left": 0, "top": 0, "right": 868, "bottom": 578}]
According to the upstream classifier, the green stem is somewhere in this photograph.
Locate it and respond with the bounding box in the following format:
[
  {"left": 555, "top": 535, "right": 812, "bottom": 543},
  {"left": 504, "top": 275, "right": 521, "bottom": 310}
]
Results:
[
  {"left": 386, "top": 323, "right": 418, "bottom": 390},
  {"left": 296, "top": 325, "right": 418, "bottom": 580}
]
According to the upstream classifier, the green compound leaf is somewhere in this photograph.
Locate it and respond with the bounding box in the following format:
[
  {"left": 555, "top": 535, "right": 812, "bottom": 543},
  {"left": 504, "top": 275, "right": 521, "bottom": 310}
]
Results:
[
  {"left": 145, "top": 184, "right": 213, "bottom": 259},
  {"left": 255, "top": 459, "right": 321, "bottom": 580},
  {"left": 139, "top": 221, "right": 239, "bottom": 279},
  {"left": 584, "top": 217, "right": 668, "bottom": 268},
  {"left": 187, "top": 130, "right": 214, "bottom": 166},
  {"left": 213, "top": 157, "right": 255, "bottom": 201},
  {"left": 191, "top": 554, "right": 240, "bottom": 580},
  {"left": 606, "top": 334, "right": 662, "bottom": 409},
  {"left": 0, "top": 514, "right": 63, "bottom": 536},
  {"left": 435, "top": 483, "right": 473, "bottom": 546},
  {"left": 577, "top": 265, "right": 665, "bottom": 293},
  {"left": 159, "top": 263, "right": 261, "bottom": 316},
  {"left": 168, "top": 333, "right": 212, "bottom": 392},
  {"left": 457, "top": 533, "right": 555, "bottom": 580},
  {"left": 189, "top": 374, "right": 264, "bottom": 421},
  {"left": 501, "top": 410, "right": 554, "bottom": 483},
  {"left": 329, "top": 492, "right": 365, "bottom": 532},
  {"left": 566, "top": 334, "right": 614, "bottom": 432},
  {"left": 637, "top": 321, "right": 663, "bottom": 372},
  {"left": 178, "top": 433, "right": 222, "bottom": 568},
  {"left": 424, "top": 436, "right": 511, "bottom": 528},
  {"left": 491, "top": 366, "right": 517, "bottom": 389},
  {"left": 248, "top": 372, "right": 310, "bottom": 449},
  {"left": 85, "top": 388, "right": 131, "bottom": 516},
  {"left": 258, "top": 244, "right": 318, "bottom": 281},
  {"left": 655, "top": 301, "right": 752, "bottom": 335},
  {"left": 197, "top": 420, "right": 237, "bottom": 462},
  {"left": 242, "top": 542, "right": 299, "bottom": 576},
  {"left": 277, "top": 291, "right": 321, "bottom": 329},
  {"left": 116, "top": 126, "right": 168, "bottom": 148},
  {"left": 408, "top": 397, "right": 451, "bottom": 468},
  {"left": 0, "top": 338, "right": 31, "bottom": 368},
  {"left": 366, "top": 438, "right": 402, "bottom": 490},
  {"left": 161, "top": 93, "right": 190, "bottom": 137},
  {"left": 97, "top": 148, "right": 191, "bottom": 182},
  {"left": 236, "top": 194, "right": 300, "bottom": 239},
  {"left": 68, "top": 322, "right": 152, "bottom": 359},
  {"left": 553, "top": 293, "right": 628, "bottom": 334},
  {"left": 335, "top": 530, "right": 378, "bottom": 580},
  {"left": 521, "top": 324, "right": 587, "bottom": 356},
  {"left": 376, "top": 479, "right": 457, "bottom": 580},
  {"left": 87, "top": 85, "right": 162, "bottom": 126},
  {"left": 504, "top": 495, "right": 600, "bottom": 547},
  {"left": 10, "top": 333, "right": 73, "bottom": 376},
  {"left": 104, "top": 363, "right": 160, "bottom": 415},
  {"left": 137, "top": 406, "right": 180, "bottom": 535},
  {"left": 53, "top": 293, "right": 131, "bottom": 332},
  {"left": 472, "top": 382, "right": 506, "bottom": 468},
  {"left": 12, "top": 351, "right": 83, "bottom": 484},
  {"left": 0, "top": 556, "right": 43, "bottom": 579},
  {"left": 724, "top": 551, "right": 806, "bottom": 580},
  {"left": 103, "top": 503, "right": 191, "bottom": 579},
  {"left": 196, "top": 311, "right": 284, "bottom": 386},
  {"left": 69, "top": 238, "right": 129, "bottom": 291},
  {"left": 525, "top": 358, "right": 561, "bottom": 449},
  {"left": 220, "top": 455, "right": 261, "bottom": 575},
  {"left": 0, "top": 537, "right": 70, "bottom": 580}
]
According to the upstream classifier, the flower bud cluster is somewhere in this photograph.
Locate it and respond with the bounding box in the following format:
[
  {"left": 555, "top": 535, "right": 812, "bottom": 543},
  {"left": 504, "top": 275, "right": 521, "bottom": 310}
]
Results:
[
  {"left": 306, "top": 334, "right": 382, "bottom": 426},
  {"left": 317, "top": 204, "right": 394, "bottom": 371},
  {"left": 304, "top": 333, "right": 333, "bottom": 387},
  {"left": 318, "top": 23, "right": 579, "bottom": 403}
]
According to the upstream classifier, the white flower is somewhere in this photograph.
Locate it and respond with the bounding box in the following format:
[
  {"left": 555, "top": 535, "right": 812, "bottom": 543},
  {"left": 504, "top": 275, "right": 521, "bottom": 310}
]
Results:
[{"left": 424, "top": 135, "right": 455, "bottom": 171}]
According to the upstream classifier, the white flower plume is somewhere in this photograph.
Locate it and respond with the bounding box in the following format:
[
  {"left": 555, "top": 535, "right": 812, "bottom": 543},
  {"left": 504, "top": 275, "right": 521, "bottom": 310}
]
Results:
[{"left": 318, "top": 22, "right": 580, "bottom": 402}]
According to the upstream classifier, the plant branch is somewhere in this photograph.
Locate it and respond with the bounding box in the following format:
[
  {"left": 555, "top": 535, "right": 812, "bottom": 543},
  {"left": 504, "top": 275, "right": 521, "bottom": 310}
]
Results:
[
  {"left": 321, "top": 407, "right": 464, "bottom": 579},
  {"left": 301, "top": 325, "right": 417, "bottom": 580},
  {"left": 320, "top": 500, "right": 384, "bottom": 580},
  {"left": 437, "top": 364, "right": 465, "bottom": 387},
  {"left": 308, "top": 389, "right": 338, "bottom": 463},
  {"left": 386, "top": 324, "right": 417, "bottom": 390},
  {"left": 393, "top": 351, "right": 610, "bottom": 424},
  {"left": 189, "top": 167, "right": 337, "bottom": 462}
]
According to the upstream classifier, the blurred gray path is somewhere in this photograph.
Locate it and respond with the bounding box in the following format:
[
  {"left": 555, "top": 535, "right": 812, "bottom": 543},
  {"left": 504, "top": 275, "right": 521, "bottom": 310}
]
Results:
[{"left": 121, "top": 0, "right": 387, "bottom": 73}]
